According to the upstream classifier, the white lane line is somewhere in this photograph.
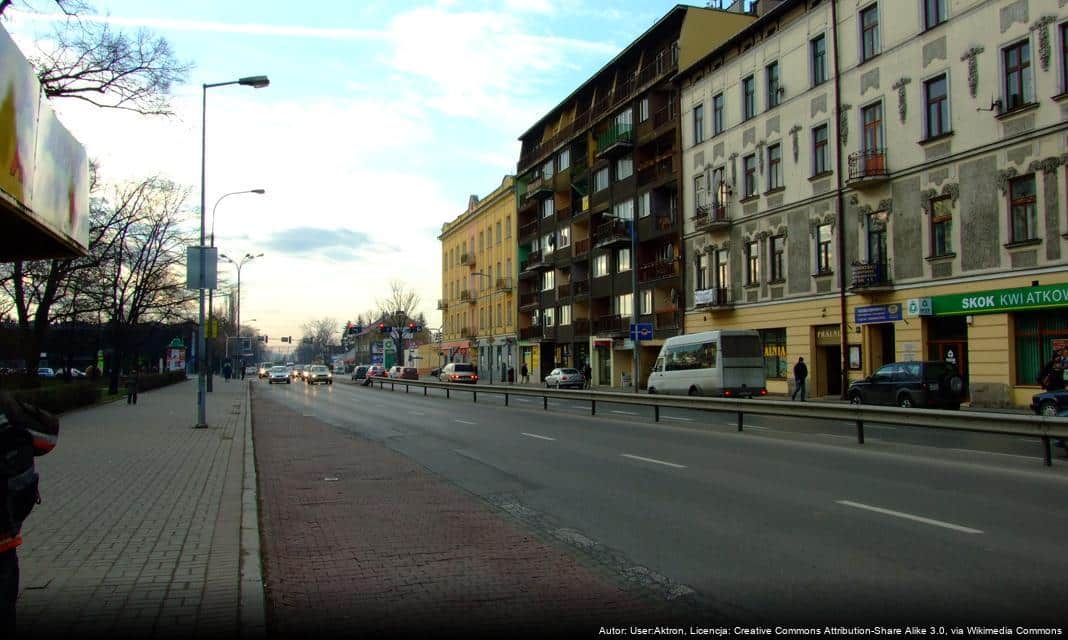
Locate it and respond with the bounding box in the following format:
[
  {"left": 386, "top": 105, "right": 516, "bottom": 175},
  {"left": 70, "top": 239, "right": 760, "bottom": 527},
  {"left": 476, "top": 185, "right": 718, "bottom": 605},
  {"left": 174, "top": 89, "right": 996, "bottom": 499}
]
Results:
[
  {"left": 521, "top": 432, "right": 556, "bottom": 441},
  {"left": 512, "top": 397, "right": 533, "bottom": 403},
  {"left": 408, "top": 411, "right": 425, "bottom": 416},
  {"left": 836, "top": 500, "right": 983, "bottom": 534},
  {"left": 454, "top": 419, "right": 477, "bottom": 425},
  {"left": 821, "top": 434, "right": 853, "bottom": 439},
  {"left": 744, "top": 425, "right": 769, "bottom": 431},
  {"left": 661, "top": 416, "right": 694, "bottom": 422},
  {"left": 866, "top": 425, "right": 895, "bottom": 430},
  {"left": 611, "top": 410, "right": 639, "bottom": 415},
  {"left": 621, "top": 454, "right": 687, "bottom": 469},
  {"left": 949, "top": 448, "right": 1036, "bottom": 460}
]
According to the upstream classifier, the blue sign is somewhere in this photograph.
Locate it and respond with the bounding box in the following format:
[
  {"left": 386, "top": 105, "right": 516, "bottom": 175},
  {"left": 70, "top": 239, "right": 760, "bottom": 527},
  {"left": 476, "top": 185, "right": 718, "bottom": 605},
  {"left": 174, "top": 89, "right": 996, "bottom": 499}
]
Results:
[
  {"left": 629, "top": 322, "right": 654, "bottom": 341},
  {"left": 854, "top": 304, "right": 903, "bottom": 325},
  {"left": 371, "top": 354, "right": 384, "bottom": 364}
]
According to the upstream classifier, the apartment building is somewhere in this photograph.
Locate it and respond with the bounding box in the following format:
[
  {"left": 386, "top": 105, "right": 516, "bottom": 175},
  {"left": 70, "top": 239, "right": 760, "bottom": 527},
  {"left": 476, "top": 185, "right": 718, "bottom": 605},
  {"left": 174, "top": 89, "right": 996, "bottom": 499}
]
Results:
[
  {"left": 515, "top": 5, "right": 756, "bottom": 387},
  {"left": 438, "top": 176, "right": 518, "bottom": 381},
  {"left": 680, "top": 0, "right": 1068, "bottom": 406}
]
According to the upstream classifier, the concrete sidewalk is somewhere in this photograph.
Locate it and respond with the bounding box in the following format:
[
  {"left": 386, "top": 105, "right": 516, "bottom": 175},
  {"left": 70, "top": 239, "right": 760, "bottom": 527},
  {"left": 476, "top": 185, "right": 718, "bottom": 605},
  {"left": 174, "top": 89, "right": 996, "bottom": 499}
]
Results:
[{"left": 14, "top": 377, "right": 261, "bottom": 639}]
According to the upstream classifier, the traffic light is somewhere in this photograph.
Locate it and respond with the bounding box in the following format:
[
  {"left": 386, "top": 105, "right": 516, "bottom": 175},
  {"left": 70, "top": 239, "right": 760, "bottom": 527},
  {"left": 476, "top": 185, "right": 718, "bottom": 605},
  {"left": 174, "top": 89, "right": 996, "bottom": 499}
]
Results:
[
  {"left": 281, "top": 336, "right": 291, "bottom": 343},
  {"left": 264, "top": 335, "right": 268, "bottom": 343},
  {"left": 378, "top": 323, "right": 387, "bottom": 334},
  {"left": 256, "top": 335, "right": 265, "bottom": 343},
  {"left": 407, "top": 321, "right": 417, "bottom": 333}
]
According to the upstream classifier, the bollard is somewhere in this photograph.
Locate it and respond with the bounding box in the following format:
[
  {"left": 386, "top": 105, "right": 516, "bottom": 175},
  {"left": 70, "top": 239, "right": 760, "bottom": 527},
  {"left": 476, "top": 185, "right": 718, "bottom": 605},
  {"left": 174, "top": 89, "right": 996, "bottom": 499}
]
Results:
[
  {"left": 856, "top": 419, "right": 865, "bottom": 444},
  {"left": 543, "top": 396, "right": 548, "bottom": 410},
  {"left": 654, "top": 405, "right": 660, "bottom": 422},
  {"left": 737, "top": 411, "right": 743, "bottom": 432},
  {"left": 405, "top": 384, "right": 409, "bottom": 393},
  {"left": 446, "top": 388, "right": 450, "bottom": 399},
  {"left": 1042, "top": 435, "right": 1052, "bottom": 467},
  {"left": 591, "top": 399, "right": 596, "bottom": 416},
  {"left": 424, "top": 386, "right": 427, "bottom": 397},
  {"left": 505, "top": 393, "right": 509, "bottom": 407},
  {"left": 473, "top": 391, "right": 477, "bottom": 403}
]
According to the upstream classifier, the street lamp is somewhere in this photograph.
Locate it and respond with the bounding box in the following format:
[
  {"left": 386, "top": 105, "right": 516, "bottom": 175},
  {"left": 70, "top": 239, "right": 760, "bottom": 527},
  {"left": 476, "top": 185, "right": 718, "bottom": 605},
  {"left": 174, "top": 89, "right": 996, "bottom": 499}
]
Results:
[
  {"left": 206, "top": 188, "right": 265, "bottom": 393},
  {"left": 196, "top": 75, "right": 269, "bottom": 429},
  {"left": 219, "top": 252, "right": 263, "bottom": 343}
]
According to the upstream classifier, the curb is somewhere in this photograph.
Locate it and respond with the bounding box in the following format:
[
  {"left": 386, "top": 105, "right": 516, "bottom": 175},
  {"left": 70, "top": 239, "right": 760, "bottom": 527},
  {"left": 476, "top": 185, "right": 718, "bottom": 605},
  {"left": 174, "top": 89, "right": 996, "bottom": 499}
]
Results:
[{"left": 239, "top": 380, "right": 266, "bottom": 639}]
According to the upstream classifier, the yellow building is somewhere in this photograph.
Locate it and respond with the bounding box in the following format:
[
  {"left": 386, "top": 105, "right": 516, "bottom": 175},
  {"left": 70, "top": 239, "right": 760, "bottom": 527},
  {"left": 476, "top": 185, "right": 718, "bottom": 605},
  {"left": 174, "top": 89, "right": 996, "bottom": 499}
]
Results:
[{"left": 438, "top": 176, "right": 518, "bottom": 381}]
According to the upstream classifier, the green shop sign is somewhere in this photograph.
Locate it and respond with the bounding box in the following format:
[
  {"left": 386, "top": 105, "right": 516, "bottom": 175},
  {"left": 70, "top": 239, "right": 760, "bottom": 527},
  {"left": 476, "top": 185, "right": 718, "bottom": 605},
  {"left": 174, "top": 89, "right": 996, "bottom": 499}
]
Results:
[{"left": 932, "top": 283, "right": 1068, "bottom": 316}]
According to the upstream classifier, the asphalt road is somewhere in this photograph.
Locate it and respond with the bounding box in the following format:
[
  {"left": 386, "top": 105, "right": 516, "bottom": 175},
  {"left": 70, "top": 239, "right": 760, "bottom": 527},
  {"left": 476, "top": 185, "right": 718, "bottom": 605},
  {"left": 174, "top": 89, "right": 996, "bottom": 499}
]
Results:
[{"left": 256, "top": 376, "right": 1068, "bottom": 626}]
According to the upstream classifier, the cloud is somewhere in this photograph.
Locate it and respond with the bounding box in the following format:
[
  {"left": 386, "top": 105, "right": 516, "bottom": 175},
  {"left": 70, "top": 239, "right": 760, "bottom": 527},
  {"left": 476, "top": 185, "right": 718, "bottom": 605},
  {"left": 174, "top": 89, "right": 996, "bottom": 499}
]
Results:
[{"left": 263, "top": 227, "right": 376, "bottom": 259}]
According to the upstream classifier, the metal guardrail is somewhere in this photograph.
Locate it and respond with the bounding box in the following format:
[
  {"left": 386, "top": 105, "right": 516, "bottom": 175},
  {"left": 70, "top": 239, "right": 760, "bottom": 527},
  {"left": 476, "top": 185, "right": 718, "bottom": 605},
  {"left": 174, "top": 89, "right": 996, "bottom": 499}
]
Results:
[{"left": 361, "top": 378, "right": 1068, "bottom": 467}]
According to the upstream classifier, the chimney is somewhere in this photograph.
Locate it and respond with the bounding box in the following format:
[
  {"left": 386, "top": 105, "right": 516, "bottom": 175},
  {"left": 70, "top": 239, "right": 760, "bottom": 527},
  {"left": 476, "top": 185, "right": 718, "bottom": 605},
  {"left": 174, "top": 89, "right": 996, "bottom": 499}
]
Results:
[{"left": 468, "top": 195, "right": 480, "bottom": 212}]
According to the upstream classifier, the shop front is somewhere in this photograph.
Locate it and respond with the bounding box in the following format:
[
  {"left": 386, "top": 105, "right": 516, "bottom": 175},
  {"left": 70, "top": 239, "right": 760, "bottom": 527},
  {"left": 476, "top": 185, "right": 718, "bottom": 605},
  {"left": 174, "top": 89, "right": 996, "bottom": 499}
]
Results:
[{"left": 813, "top": 324, "right": 842, "bottom": 397}]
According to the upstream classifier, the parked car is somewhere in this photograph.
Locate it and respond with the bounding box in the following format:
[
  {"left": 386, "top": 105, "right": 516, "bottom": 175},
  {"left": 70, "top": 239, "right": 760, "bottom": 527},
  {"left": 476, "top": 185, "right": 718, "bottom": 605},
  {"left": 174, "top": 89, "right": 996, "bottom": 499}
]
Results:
[
  {"left": 351, "top": 365, "right": 370, "bottom": 381},
  {"left": 387, "top": 366, "right": 405, "bottom": 379},
  {"left": 360, "top": 365, "right": 388, "bottom": 386},
  {"left": 305, "top": 365, "right": 333, "bottom": 385},
  {"left": 439, "top": 362, "right": 478, "bottom": 384},
  {"left": 1031, "top": 389, "right": 1068, "bottom": 417},
  {"left": 544, "top": 367, "right": 584, "bottom": 389},
  {"left": 267, "top": 366, "right": 290, "bottom": 384},
  {"left": 847, "top": 361, "right": 964, "bottom": 409},
  {"left": 400, "top": 367, "right": 419, "bottom": 380},
  {"left": 37, "top": 367, "right": 55, "bottom": 378}
]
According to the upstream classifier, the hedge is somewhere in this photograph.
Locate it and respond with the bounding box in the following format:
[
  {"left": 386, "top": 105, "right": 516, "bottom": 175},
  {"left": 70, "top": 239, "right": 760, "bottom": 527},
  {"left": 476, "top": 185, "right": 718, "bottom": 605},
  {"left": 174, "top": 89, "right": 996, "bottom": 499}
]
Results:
[
  {"left": 133, "top": 371, "right": 188, "bottom": 392},
  {"left": 6, "top": 371, "right": 188, "bottom": 414}
]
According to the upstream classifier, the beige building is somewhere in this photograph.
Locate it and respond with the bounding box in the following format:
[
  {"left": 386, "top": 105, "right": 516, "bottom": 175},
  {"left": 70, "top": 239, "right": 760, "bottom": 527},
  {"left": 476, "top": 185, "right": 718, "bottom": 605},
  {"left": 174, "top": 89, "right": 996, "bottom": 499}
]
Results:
[
  {"left": 679, "top": 0, "right": 1068, "bottom": 405},
  {"left": 438, "top": 176, "right": 518, "bottom": 381}
]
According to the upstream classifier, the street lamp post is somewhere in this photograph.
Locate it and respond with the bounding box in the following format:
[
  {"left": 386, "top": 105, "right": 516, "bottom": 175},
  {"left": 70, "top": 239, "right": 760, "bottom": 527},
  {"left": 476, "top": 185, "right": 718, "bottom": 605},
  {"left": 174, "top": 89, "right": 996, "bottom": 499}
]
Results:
[
  {"left": 206, "top": 189, "right": 264, "bottom": 392},
  {"left": 196, "top": 74, "right": 269, "bottom": 429},
  {"left": 220, "top": 252, "right": 262, "bottom": 371}
]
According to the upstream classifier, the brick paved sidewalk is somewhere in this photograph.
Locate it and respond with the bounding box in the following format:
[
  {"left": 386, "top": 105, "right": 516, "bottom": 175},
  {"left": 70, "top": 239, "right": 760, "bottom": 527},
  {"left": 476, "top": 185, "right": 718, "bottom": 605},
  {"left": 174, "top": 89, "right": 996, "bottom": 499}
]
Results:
[
  {"left": 253, "top": 390, "right": 670, "bottom": 638},
  {"left": 14, "top": 377, "right": 261, "bottom": 640}
]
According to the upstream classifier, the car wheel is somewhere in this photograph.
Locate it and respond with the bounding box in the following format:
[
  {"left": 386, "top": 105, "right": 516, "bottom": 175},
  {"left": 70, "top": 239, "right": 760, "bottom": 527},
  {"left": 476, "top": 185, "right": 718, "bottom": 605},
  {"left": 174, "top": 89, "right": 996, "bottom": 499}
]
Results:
[
  {"left": 848, "top": 392, "right": 863, "bottom": 405},
  {"left": 1040, "top": 400, "right": 1059, "bottom": 417},
  {"left": 688, "top": 386, "right": 698, "bottom": 396},
  {"left": 897, "top": 393, "right": 913, "bottom": 408},
  {"left": 648, "top": 387, "right": 656, "bottom": 395},
  {"left": 948, "top": 376, "right": 964, "bottom": 394}
]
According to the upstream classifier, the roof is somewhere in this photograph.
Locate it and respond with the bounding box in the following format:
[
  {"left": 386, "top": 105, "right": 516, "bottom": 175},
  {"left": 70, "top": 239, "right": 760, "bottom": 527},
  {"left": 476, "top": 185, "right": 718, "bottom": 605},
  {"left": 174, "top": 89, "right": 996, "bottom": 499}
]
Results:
[{"left": 674, "top": 0, "right": 802, "bottom": 79}]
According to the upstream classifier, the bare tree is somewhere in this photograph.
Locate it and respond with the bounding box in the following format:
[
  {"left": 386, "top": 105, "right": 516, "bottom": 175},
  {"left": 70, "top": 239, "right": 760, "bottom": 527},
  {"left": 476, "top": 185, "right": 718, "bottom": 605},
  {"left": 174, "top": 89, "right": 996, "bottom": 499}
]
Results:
[
  {"left": 375, "top": 280, "right": 421, "bottom": 326},
  {"left": 298, "top": 317, "right": 339, "bottom": 365},
  {"left": 1, "top": 0, "right": 191, "bottom": 116}
]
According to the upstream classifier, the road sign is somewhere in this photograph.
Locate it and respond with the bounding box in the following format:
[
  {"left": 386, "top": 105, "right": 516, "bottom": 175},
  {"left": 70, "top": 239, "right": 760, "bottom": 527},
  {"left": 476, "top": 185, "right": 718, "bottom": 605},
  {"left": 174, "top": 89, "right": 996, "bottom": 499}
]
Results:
[{"left": 629, "top": 322, "right": 654, "bottom": 341}]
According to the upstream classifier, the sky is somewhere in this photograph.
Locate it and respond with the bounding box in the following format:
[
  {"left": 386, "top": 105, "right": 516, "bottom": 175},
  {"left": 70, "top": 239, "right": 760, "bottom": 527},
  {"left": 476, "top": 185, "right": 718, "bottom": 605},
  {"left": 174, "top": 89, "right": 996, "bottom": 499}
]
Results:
[{"left": 4, "top": 0, "right": 689, "bottom": 350}]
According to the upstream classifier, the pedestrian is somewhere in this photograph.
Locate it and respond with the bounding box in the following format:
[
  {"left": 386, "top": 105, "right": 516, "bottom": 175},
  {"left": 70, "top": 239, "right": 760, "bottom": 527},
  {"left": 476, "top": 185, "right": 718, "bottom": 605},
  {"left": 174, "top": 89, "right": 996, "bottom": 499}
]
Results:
[
  {"left": 1037, "top": 352, "right": 1066, "bottom": 391},
  {"left": 223, "top": 361, "right": 232, "bottom": 381},
  {"left": 125, "top": 368, "right": 140, "bottom": 405},
  {"left": 240, "top": 362, "right": 246, "bottom": 380},
  {"left": 0, "top": 393, "right": 59, "bottom": 637},
  {"left": 583, "top": 362, "right": 592, "bottom": 389},
  {"left": 520, "top": 363, "right": 529, "bottom": 384},
  {"left": 791, "top": 356, "right": 808, "bottom": 401}
]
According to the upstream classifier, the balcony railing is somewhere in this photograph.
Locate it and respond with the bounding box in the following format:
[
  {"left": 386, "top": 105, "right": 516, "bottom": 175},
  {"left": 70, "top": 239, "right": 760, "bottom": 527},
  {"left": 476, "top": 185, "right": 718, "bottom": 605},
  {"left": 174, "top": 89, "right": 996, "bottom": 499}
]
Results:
[
  {"left": 573, "top": 238, "right": 590, "bottom": 257},
  {"left": 524, "top": 174, "right": 552, "bottom": 198},
  {"left": 495, "top": 277, "right": 513, "bottom": 292},
  {"left": 847, "top": 148, "right": 889, "bottom": 187},
  {"left": 851, "top": 259, "right": 893, "bottom": 289},
  {"left": 459, "top": 327, "right": 476, "bottom": 338},
  {"left": 519, "top": 326, "right": 543, "bottom": 340},
  {"left": 638, "top": 259, "right": 679, "bottom": 283},
  {"left": 557, "top": 283, "right": 571, "bottom": 299},
  {"left": 654, "top": 309, "right": 681, "bottom": 330},
  {"left": 694, "top": 287, "right": 733, "bottom": 308},
  {"left": 556, "top": 205, "right": 572, "bottom": 222},
  {"left": 436, "top": 299, "right": 448, "bottom": 310},
  {"left": 519, "top": 292, "right": 539, "bottom": 309},
  {"left": 572, "top": 318, "right": 591, "bottom": 335},
  {"left": 595, "top": 123, "right": 634, "bottom": 157},
  {"left": 593, "top": 220, "right": 630, "bottom": 247},
  {"left": 636, "top": 154, "right": 676, "bottom": 187},
  {"left": 460, "top": 253, "right": 475, "bottom": 267},
  {"left": 459, "top": 289, "right": 477, "bottom": 303},
  {"left": 519, "top": 220, "right": 539, "bottom": 239},
  {"left": 572, "top": 280, "right": 590, "bottom": 297},
  {"left": 651, "top": 102, "right": 679, "bottom": 129},
  {"left": 520, "top": 250, "right": 542, "bottom": 272},
  {"left": 692, "top": 198, "right": 729, "bottom": 231},
  {"left": 594, "top": 315, "right": 627, "bottom": 335}
]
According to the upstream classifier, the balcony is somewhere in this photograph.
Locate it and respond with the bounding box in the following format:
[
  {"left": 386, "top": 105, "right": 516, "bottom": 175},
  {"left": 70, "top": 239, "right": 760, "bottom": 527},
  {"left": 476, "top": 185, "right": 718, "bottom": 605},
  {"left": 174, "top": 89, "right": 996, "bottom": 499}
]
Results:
[
  {"left": 518, "top": 292, "right": 539, "bottom": 310},
  {"left": 573, "top": 238, "right": 590, "bottom": 257},
  {"left": 851, "top": 259, "right": 893, "bottom": 291},
  {"left": 459, "top": 289, "right": 477, "bottom": 304},
  {"left": 636, "top": 154, "right": 675, "bottom": 187},
  {"left": 638, "top": 259, "right": 679, "bottom": 284},
  {"left": 694, "top": 287, "right": 734, "bottom": 308},
  {"left": 847, "top": 148, "right": 890, "bottom": 188},
  {"left": 459, "top": 253, "right": 476, "bottom": 268},
  {"left": 594, "top": 315, "right": 627, "bottom": 335},
  {"left": 542, "top": 325, "right": 557, "bottom": 340},
  {"left": 593, "top": 220, "right": 630, "bottom": 248},
  {"left": 692, "top": 198, "right": 729, "bottom": 232},
  {"left": 572, "top": 318, "right": 591, "bottom": 336},
  {"left": 555, "top": 205, "right": 572, "bottom": 222},
  {"left": 436, "top": 299, "right": 448, "bottom": 311},
  {"left": 520, "top": 250, "right": 551, "bottom": 272},
  {"left": 650, "top": 102, "right": 678, "bottom": 130},
  {"left": 595, "top": 123, "right": 634, "bottom": 159},
  {"left": 572, "top": 280, "right": 590, "bottom": 297},
  {"left": 524, "top": 174, "right": 552, "bottom": 199},
  {"left": 518, "top": 219, "right": 539, "bottom": 240},
  {"left": 557, "top": 283, "right": 571, "bottom": 300},
  {"left": 495, "top": 277, "right": 513, "bottom": 292},
  {"left": 459, "top": 327, "right": 476, "bottom": 338},
  {"left": 519, "top": 325, "right": 543, "bottom": 340},
  {"left": 654, "top": 309, "right": 682, "bottom": 335}
]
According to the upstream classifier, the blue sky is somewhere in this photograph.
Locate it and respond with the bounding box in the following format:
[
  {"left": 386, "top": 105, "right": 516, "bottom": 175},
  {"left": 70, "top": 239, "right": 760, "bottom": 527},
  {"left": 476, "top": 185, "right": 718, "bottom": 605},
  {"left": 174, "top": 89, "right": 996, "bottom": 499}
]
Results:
[{"left": 5, "top": 0, "right": 687, "bottom": 347}]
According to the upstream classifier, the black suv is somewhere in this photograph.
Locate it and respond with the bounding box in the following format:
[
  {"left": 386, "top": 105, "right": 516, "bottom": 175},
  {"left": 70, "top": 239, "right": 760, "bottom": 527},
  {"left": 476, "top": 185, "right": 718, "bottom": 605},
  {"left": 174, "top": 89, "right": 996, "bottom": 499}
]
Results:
[
  {"left": 350, "top": 365, "right": 370, "bottom": 381},
  {"left": 847, "top": 361, "right": 964, "bottom": 409}
]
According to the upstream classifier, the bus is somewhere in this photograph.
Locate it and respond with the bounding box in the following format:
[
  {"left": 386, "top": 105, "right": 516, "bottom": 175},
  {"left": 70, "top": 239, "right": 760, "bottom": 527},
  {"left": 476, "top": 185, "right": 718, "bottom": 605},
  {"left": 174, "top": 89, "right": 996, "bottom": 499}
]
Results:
[{"left": 646, "top": 330, "right": 766, "bottom": 397}]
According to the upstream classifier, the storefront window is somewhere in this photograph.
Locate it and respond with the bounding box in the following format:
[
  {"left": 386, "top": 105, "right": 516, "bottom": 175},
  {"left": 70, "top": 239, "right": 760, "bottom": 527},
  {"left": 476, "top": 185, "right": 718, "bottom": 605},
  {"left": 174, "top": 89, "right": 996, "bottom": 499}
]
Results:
[
  {"left": 759, "top": 328, "right": 788, "bottom": 379},
  {"left": 1014, "top": 311, "right": 1068, "bottom": 385}
]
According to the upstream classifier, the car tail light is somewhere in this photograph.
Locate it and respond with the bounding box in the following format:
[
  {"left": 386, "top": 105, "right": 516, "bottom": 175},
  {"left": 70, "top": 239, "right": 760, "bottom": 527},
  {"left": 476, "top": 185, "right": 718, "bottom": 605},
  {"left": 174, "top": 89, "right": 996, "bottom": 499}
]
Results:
[
  {"left": 760, "top": 388, "right": 767, "bottom": 395},
  {"left": 724, "top": 390, "right": 733, "bottom": 396},
  {"left": 472, "top": 375, "right": 478, "bottom": 381},
  {"left": 451, "top": 374, "right": 459, "bottom": 380}
]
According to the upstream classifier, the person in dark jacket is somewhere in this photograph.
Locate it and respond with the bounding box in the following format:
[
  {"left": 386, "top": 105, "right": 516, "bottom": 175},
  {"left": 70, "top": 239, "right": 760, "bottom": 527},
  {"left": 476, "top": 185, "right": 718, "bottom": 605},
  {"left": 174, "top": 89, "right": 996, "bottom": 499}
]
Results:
[
  {"left": 125, "top": 368, "right": 140, "bottom": 405},
  {"left": 583, "top": 363, "right": 592, "bottom": 389},
  {"left": 791, "top": 357, "right": 808, "bottom": 401},
  {"left": 1038, "top": 352, "right": 1066, "bottom": 391},
  {"left": 520, "top": 363, "right": 529, "bottom": 384}
]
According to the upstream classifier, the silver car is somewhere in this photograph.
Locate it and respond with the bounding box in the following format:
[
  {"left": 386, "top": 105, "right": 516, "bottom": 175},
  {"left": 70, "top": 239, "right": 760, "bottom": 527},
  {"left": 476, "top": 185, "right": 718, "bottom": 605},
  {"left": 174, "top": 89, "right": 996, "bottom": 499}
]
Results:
[
  {"left": 267, "top": 366, "right": 290, "bottom": 384},
  {"left": 438, "top": 362, "right": 478, "bottom": 384},
  {"left": 545, "top": 367, "right": 585, "bottom": 389},
  {"left": 305, "top": 365, "right": 333, "bottom": 385}
]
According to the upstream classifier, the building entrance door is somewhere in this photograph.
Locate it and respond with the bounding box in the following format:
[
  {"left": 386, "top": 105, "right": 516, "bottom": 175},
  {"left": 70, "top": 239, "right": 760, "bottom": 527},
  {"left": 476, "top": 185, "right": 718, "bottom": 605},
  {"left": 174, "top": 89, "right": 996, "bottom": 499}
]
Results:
[
  {"left": 927, "top": 316, "right": 968, "bottom": 397},
  {"left": 822, "top": 345, "right": 842, "bottom": 397}
]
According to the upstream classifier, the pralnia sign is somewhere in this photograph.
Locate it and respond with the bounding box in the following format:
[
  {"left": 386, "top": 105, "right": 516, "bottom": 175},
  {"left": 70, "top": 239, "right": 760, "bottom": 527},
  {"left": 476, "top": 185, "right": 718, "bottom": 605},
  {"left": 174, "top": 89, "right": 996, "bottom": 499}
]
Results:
[{"left": 932, "top": 283, "right": 1068, "bottom": 316}]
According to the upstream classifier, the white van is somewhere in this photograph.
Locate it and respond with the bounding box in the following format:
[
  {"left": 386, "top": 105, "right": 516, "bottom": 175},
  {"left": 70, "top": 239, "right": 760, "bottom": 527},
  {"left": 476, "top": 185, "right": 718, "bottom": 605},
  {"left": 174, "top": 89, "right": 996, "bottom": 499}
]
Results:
[{"left": 646, "top": 330, "right": 767, "bottom": 397}]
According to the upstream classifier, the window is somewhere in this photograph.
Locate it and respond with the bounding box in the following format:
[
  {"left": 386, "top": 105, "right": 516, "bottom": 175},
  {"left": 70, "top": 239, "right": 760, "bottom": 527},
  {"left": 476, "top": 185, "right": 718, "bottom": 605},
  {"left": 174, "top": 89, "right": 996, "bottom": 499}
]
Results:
[
  {"left": 617, "top": 247, "right": 631, "bottom": 273},
  {"left": 664, "top": 341, "right": 717, "bottom": 371},
  {"left": 542, "top": 232, "right": 555, "bottom": 255},
  {"left": 770, "top": 235, "right": 785, "bottom": 281},
  {"left": 766, "top": 61, "right": 780, "bottom": 108},
  {"left": 696, "top": 253, "right": 709, "bottom": 291},
  {"left": 637, "top": 191, "right": 651, "bottom": 218},
  {"left": 639, "top": 97, "right": 649, "bottom": 123},
  {"left": 506, "top": 257, "right": 512, "bottom": 277},
  {"left": 694, "top": 173, "right": 707, "bottom": 212},
  {"left": 929, "top": 196, "right": 953, "bottom": 257},
  {"left": 496, "top": 303, "right": 501, "bottom": 327},
  {"left": 1003, "top": 40, "right": 1033, "bottom": 110},
  {"left": 867, "top": 211, "right": 888, "bottom": 265},
  {"left": 479, "top": 231, "right": 484, "bottom": 252},
  {"left": 816, "top": 224, "right": 834, "bottom": 274},
  {"left": 811, "top": 34, "right": 827, "bottom": 86},
  {"left": 641, "top": 289, "right": 653, "bottom": 315},
  {"left": 812, "top": 124, "right": 829, "bottom": 175},
  {"left": 745, "top": 241, "right": 760, "bottom": 285},
  {"left": 542, "top": 159, "right": 554, "bottom": 180},
  {"left": 479, "top": 308, "right": 485, "bottom": 329},
  {"left": 716, "top": 249, "right": 729, "bottom": 287},
  {"left": 712, "top": 93, "right": 724, "bottom": 135},
  {"left": 560, "top": 304, "right": 571, "bottom": 326},
  {"left": 923, "top": 0, "right": 946, "bottom": 30},
  {"left": 860, "top": 4, "right": 880, "bottom": 62},
  {"left": 542, "top": 270, "right": 555, "bottom": 292},
  {"left": 557, "top": 226, "right": 570, "bottom": 249},
  {"left": 506, "top": 302, "right": 512, "bottom": 324},
  {"left": 541, "top": 197, "right": 554, "bottom": 219},
  {"left": 594, "top": 167, "right": 609, "bottom": 192},
  {"left": 767, "top": 144, "right": 782, "bottom": 190},
  {"left": 543, "top": 307, "right": 555, "bottom": 327},
  {"left": 615, "top": 293, "right": 633, "bottom": 317},
  {"left": 505, "top": 216, "right": 511, "bottom": 238},
  {"left": 1062, "top": 24, "right": 1068, "bottom": 92},
  {"left": 1014, "top": 311, "right": 1068, "bottom": 384},
  {"left": 693, "top": 103, "right": 705, "bottom": 144},
  {"left": 759, "top": 328, "right": 788, "bottom": 379},
  {"left": 862, "top": 102, "right": 884, "bottom": 153},
  {"left": 495, "top": 221, "right": 501, "bottom": 245},
  {"left": 742, "top": 75, "right": 756, "bottom": 120},
  {"left": 558, "top": 148, "right": 570, "bottom": 172},
  {"left": 743, "top": 154, "right": 757, "bottom": 197},
  {"left": 1009, "top": 175, "right": 1038, "bottom": 242},
  {"left": 924, "top": 74, "right": 949, "bottom": 138},
  {"left": 616, "top": 155, "right": 633, "bottom": 181},
  {"left": 593, "top": 253, "right": 609, "bottom": 277},
  {"left": 613, "top": 199, "right": 635, "bottom": 221}
]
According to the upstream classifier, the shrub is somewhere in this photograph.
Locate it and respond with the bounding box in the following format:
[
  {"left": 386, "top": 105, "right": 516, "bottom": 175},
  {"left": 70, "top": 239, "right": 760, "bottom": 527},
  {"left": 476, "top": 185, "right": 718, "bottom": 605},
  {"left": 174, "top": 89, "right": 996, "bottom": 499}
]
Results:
[
  {"left": 10, "top": 382, "right": 100, "bottom": 414},
  {"left": 134, "top": 371, "right": 188, "bottom": 392}
]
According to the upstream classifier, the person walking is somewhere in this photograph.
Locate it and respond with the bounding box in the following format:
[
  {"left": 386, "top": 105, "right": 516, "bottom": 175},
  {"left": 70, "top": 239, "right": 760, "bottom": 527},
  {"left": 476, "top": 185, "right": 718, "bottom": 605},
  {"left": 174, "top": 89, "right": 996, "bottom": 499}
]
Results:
[
  {"left": 222, "top": 361, "right": 232, "bottom": 381},
  {"left": 125, "top": 368, "right": 140, "bottom": 405},
  {"left": 583, "top": 362, "right": 592, "bottom": 389},
  {"left": 240, "top": 361, "right": 246, "bottom": 380},
  {"left": 791, "top": 357, "right": 808, "bottom": 401},
  {"left": 520, "top": 363, "right": 529, "bottom": 384}
]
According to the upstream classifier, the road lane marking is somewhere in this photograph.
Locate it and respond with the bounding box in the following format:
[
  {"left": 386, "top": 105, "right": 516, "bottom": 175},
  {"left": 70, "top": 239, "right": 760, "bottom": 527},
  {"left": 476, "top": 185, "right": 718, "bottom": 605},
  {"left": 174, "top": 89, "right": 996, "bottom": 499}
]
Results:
[
  {"left": 454, "top": 419, "right": 477, "bottom": 425},
  {"left": 744, "top": 425, "right": 769, "bottom": 431},
  {"left": 661, "top": 416, "right": 694, "bottom": 422},
  {"left": 821, "top": 434, "right": 853, "bottom": 439},
  {"left": 621, "top": 454, "right": 687, "bottom": 469},
  {"left": 408, "top": 411, "right": 425, "bottom": 416},
  {"left": 949, "top": 448, "right": 1035, "bottom": 460},
  {"left": 611, "top": 410, "right": 639, "bottom": 415},
  {"left": 836, "top": 500, "right": 983, "bottom": 534},
  {"left": 521, "top": 432, "right": 556, "bottom": 441}
]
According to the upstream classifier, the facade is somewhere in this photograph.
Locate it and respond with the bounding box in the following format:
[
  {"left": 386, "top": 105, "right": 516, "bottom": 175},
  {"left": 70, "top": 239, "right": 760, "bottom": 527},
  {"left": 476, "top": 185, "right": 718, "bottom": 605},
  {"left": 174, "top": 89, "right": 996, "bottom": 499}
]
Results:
[
  {"left": 515, "top": 5, "right": 756, "bottom": 388},
  {"left": 679, "top": 0, "right": 1068, "bottom": 406},
  {"left": 437, "top": 176, "right": 518, "bottom": 381}
]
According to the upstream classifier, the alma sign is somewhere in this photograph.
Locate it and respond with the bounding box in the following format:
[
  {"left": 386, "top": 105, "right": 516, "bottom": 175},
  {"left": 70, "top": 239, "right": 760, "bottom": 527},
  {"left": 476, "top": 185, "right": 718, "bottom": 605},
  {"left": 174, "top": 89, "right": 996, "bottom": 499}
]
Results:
[{"left": 932, "top": 283, "right": 1068, "bottom": 316}]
